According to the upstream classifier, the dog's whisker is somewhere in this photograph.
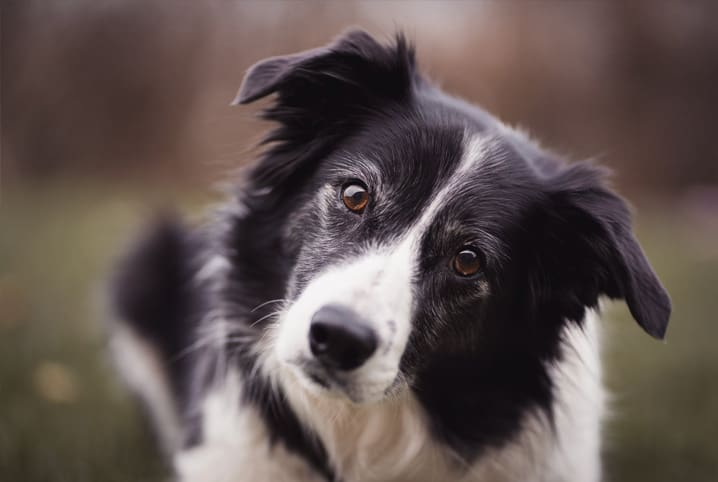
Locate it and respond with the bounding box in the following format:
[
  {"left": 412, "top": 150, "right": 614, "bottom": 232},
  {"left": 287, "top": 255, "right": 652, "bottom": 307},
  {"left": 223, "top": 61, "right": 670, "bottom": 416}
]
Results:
[
  {"left": 248, "top": 310, "right": 283, "bottom": 328},
  {"left": 250, "top": 298, "right": 287, "bottom": 313},
  {"left": 170, "top": 331, "right": 222, "bottom": 363}
]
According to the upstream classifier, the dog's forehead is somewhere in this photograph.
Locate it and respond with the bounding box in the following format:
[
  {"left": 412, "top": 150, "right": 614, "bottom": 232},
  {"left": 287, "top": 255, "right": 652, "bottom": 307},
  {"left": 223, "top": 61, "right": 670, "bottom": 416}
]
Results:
[
  {"left": 332, "top": 120, "right": 466, "bottom": 185},
  {"left": 329, "top": 119, "right": 534, "bottom": 224}
]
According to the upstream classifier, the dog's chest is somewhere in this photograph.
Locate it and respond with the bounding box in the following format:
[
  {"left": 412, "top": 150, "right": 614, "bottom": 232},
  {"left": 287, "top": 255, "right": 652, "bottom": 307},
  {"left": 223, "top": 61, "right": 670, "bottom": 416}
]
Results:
[
  {"left": 276, "top": 373, "right": 567, "bottom": 482},
  {"left": 286, "top": 387, "right": 456, "bottom": 482},
  {"left": 174, "top": 371, "right": 325, "bottom": 482}
]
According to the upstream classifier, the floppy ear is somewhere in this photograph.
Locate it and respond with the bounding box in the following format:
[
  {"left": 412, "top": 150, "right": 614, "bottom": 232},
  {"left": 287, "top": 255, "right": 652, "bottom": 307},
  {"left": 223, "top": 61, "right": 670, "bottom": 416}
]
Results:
[
  {"left": 233, "top": 29, "right": 415, "bottom": 105},
  {"left": 232, "top": 30, "right": 417, "bottom": 192},
  {"left": 529, "top": 163, "right": 671, "bottom": 339}
]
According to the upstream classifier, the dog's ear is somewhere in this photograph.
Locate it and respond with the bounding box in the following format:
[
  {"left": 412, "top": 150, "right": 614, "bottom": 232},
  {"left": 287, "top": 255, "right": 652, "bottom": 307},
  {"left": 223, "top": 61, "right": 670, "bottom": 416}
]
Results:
[
  {"left": 232, "top": 30, "right": 417, "bottom": 194},
  {"left": 528, "top": 163, "right": 671, "bottom": 339},
  {"left": 233, "top": 29, "right": 415, "bottom": 106}
]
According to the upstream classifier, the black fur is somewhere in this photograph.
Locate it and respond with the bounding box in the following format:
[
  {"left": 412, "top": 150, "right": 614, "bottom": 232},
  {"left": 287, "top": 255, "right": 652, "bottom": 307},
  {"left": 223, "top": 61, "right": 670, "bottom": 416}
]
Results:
[
  {"left": 111, "top": 30, "right": 671, "bottom": 480},
  {"left": 110, "top": 215, "right": 199, "bottom": 399}
]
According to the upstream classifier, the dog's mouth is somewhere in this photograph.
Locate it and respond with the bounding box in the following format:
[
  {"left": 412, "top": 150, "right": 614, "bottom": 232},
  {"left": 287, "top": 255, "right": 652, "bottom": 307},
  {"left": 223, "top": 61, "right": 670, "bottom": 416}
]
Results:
[
  {"left": 301, "top": 363, "right": 336, "bottom": 390},
  {"left": 287, "top": 357, "right": 378, "bottom": 403},
  {"left": 286, "top": 357, "right": 404, "bottom": 404},
  {"left": 306, "top": 370, "right": 331, "bottom": 389},
  {"left": 292, "top": 359, "right": 350, "bottom": 394}
]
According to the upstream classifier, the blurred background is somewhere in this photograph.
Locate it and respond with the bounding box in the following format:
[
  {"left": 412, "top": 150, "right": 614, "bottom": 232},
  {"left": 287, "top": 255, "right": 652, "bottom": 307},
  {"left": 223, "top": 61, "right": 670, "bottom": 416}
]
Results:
[{"left": 2, "top": 1, "right": 717, "bottom": 481}]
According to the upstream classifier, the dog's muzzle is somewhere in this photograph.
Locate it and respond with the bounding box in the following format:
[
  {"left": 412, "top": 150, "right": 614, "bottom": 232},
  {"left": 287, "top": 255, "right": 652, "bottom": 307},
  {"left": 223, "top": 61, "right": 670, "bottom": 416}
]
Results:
[{"left": 309, "top": 304, "right": 377, "bottom": 371}]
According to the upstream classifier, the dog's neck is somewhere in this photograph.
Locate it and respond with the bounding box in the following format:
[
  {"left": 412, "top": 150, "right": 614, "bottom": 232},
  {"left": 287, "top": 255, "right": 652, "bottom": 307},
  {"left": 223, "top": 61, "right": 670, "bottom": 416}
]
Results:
[{"left": 274, "top": 368, "right": 453, "bottom": 482}]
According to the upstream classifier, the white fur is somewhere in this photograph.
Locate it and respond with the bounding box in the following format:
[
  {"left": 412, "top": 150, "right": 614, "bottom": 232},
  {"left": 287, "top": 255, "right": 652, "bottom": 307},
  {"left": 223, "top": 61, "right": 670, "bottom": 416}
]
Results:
[
  {"left": 175, "top": 370, "right": 324, "bottom": 482},
  {"left": 275, "top": 245, "right": 415, "bottom": 402},
  {"left": 109, "top": 322, "right": 183, "bottom": 454},
  {"left": 194, "top": 255, "right": 231, "bottom": 286},
  {"left": 176, "top": 311, "right": 604, "bottom": 482},
  {"left": 546, "top": 309, "right": 604, "bottom": 481}
]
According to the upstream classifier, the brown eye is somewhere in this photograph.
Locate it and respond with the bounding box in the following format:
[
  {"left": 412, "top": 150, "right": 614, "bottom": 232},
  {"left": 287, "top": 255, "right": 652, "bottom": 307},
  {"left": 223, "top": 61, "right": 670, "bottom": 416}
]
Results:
[
  {"left": 342, "top": 183, "right": 369, "bottom": 213},
  {"left": 453, "top": 248, "right": 482, "bottom": 277}
]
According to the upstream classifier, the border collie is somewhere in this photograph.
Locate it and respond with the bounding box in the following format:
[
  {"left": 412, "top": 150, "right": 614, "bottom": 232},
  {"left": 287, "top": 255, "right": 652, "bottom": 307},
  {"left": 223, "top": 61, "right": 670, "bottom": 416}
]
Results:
[{"left": 109, "top": 31, "right": 671, "bottom": 482}]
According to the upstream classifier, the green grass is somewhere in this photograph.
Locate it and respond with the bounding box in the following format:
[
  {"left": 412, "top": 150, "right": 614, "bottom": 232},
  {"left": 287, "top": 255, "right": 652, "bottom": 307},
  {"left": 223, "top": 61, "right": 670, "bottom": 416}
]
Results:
[
  {"left": 603, "top": 214, "right": 718, "bottom": 481},
  {"left": 1, "top": 181, "right": 716, "bottom": 481}
]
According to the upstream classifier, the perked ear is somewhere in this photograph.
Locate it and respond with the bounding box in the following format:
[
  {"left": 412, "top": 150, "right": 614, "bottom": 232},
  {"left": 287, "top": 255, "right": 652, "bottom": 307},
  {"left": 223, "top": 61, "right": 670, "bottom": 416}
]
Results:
[
  {"left": 532, "top": 163, "right": 671, "bottom": 339},
  {"left": 231, "top": 30, "right": 417, "bottom": 193}
]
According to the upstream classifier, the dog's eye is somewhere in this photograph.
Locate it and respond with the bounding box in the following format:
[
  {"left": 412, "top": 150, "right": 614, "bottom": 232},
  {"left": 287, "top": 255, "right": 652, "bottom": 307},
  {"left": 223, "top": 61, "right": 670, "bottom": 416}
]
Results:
[
  {"left": 342, "top": 183, "right": 369, "bottom": 213},
  {"left": 453, "top": 248, "right": 482, "bottom": 277}
]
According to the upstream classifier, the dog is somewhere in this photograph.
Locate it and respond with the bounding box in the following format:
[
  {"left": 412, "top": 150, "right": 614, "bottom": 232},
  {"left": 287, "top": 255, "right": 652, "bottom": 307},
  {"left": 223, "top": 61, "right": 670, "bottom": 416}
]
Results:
[{"left": 108, "top": 31, "right": 671, "bottom": 482}]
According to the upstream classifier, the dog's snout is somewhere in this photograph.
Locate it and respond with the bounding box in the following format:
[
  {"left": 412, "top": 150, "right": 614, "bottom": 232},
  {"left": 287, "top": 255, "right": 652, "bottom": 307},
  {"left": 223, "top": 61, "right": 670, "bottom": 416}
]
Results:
[{"left": 309, "top": 304, "right": 377, "bottom": 371}]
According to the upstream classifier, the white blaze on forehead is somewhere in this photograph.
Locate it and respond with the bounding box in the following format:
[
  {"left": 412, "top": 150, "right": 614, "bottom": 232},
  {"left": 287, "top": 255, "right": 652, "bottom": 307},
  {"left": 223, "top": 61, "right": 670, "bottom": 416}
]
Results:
[
  {"left": 391, "top": 132, "right": 491, "bottom": 283},
  {"left": 389, "top": 132, "right": 491, "bottom": 298},
  {"left": 410, "top": 133, "right": 491, "bottom": 237},
  {"left": 274, "top": 132, "right": 492, "bottom": 402}
]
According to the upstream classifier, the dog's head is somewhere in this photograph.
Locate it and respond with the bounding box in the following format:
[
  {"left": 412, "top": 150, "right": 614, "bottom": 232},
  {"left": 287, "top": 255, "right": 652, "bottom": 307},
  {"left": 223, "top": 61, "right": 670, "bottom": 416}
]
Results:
[{"left": 233, "top": 31, "right": 670, "bottom": 405}]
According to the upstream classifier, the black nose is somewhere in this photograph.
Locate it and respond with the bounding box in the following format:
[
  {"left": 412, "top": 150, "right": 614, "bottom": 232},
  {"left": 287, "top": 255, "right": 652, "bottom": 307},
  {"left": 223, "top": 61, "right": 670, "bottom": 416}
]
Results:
[{"left": 309, "top": 304, "right": 377, "bottom": 371}]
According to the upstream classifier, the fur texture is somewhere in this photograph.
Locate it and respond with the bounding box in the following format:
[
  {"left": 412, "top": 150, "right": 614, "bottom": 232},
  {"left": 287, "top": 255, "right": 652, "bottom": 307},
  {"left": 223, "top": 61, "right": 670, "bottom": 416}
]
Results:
[{"left": 109, "top": 31, "right": 670, "bottom": 482}]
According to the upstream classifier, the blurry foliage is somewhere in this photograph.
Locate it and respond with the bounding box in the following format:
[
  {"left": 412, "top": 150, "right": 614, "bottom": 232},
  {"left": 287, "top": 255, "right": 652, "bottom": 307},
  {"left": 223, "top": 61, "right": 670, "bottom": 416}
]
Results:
[
  {"left": 3, "top": 0, "right": 212, "bottom": 178},
  {"left": 0, "top": 182, "right": 215, "bottom": 482},
  {"left": 3, "top": 1, "right": 718, "bottom": 193}
]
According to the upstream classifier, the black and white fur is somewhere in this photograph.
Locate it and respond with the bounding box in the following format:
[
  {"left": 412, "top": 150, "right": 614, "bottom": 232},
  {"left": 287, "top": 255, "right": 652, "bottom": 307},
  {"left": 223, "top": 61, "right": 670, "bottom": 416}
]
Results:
[{"left": 109, "top": 31, "right": 671, "bottom": 482}]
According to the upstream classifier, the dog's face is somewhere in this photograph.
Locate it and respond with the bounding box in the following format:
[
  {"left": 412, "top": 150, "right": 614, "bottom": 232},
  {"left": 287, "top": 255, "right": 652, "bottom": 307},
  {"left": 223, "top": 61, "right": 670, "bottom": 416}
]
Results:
[
  {"left": 274, "top": 124, "right": 538, "bottom": 403},
  {"left": 233, "top": 31, "right": 671, "bottom": 405},
  {"left": 277, "top": 124, "right": 494, "bottom": 402}
]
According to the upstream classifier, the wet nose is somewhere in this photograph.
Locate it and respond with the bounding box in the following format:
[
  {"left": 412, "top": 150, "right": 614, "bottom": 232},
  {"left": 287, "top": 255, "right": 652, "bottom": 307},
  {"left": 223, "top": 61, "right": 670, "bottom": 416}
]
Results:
[{"left": 309, "top": 304, "right": 377, "bottom": 371}]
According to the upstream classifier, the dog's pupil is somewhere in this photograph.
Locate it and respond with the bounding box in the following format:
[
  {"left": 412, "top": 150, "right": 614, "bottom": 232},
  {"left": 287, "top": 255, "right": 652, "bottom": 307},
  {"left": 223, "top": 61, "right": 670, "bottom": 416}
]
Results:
[
  {"left": 343, "top": 184, "right": 368, "bottom": 212},
  {"left": 454, "top": 249, "right": 481, "bottom": 276}
]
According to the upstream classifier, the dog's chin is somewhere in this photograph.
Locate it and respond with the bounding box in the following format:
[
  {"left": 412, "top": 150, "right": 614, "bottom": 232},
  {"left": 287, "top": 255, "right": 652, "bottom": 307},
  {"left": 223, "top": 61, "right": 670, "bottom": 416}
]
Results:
[{"left": 284, "top": 361, "right": 398, "bottom": 405}]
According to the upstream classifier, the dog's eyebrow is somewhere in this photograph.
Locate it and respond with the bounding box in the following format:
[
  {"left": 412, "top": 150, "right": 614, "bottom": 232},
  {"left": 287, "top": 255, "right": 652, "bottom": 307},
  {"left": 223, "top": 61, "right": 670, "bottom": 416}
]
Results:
[
  {"left": 422, "top": 219, "right": 508, "bottom": 269},
  {"left": 327, "top": 155, "right": 382, "bottom": 182}
]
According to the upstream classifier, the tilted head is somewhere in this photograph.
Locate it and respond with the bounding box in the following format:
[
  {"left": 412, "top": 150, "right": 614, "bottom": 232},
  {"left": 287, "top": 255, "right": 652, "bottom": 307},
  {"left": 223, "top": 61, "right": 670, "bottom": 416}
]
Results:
[{"left": 229, "top": 31, "right": 670, "bottom": 435}]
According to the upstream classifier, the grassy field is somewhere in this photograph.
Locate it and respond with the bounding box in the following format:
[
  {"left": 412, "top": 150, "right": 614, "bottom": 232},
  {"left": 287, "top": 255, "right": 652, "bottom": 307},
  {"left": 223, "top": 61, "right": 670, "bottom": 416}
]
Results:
[{"left": 1, "top": 181, "right": 716, "bottom": 481}]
